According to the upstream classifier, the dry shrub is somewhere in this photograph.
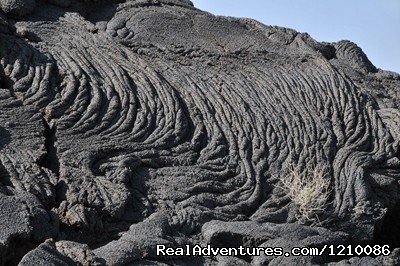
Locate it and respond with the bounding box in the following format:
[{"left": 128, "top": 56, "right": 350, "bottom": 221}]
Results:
[{"left": 280, "top": 164, "right": 332, "bottom": 224}]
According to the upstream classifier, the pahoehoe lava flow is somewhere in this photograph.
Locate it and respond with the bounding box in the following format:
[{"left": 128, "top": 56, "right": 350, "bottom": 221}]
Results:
[{"left": 1, "top": 0, "right": 400, "bottom": 265}]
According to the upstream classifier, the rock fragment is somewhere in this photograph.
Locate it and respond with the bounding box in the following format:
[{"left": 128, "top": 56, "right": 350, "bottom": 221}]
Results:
[{"left": 0, "top": 0, "right": 35, "bottom": 18}]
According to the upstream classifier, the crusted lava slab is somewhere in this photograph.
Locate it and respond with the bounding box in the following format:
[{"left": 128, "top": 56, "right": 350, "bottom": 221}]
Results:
[{"left": 1, "top": 0, "right": 400, "bottom": 265}]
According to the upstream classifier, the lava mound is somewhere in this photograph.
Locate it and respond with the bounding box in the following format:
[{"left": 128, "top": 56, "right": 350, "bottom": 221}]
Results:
[{"left": 1, "top": 0, "right": 400, "bottom": 265}]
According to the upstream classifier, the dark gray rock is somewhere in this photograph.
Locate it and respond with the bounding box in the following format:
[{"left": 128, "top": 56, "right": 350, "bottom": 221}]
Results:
[
  {"left": 19, "top": 239, "right": 104, "bottom": 265},
  {"left": 19, "top": 239, "right": 78, "bottom": 266},
  {"left": 202, "top": 220, "right": 349, "bottom": 265},
  {"left": 0, "top": 0, "right": 399, "bottom": 265},
  {"left": 0, "top": 189, "right": 31, "bottom": 264},
  {"left": 0, "top": 0, "right": 35, "bottom": 18},
  {"left": 329, "top": 248, "right": 400, "bottom": 266},
  {"left": 46, "top": 0, "right": 71, "bottom": 8}
]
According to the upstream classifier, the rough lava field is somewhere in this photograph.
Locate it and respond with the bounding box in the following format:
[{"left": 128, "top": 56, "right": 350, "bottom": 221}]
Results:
[{"left": 1, "top": 0, "right": 400, "bottom": 265}]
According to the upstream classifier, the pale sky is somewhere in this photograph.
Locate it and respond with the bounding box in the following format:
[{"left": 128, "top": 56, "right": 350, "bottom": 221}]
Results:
[{"left": 192, "top": 0, "right": 400, "bottom": 73}]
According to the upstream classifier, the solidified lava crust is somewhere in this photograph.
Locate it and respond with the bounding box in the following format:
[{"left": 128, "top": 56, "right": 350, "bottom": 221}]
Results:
[{"left": 1, "top": 0, "right": 400, "bottom": 265}]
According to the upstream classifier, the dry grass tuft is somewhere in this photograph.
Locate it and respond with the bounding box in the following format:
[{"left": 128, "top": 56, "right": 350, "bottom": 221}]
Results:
[{"left": 280, "top": 164, "right": 332, "bottom": 224}]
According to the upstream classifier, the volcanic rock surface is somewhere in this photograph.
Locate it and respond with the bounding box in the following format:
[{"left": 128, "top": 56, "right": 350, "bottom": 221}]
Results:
[{"left": 1, "top": 0, "right": 400, "bottom": 265}]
